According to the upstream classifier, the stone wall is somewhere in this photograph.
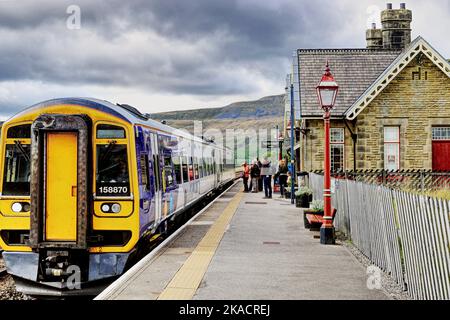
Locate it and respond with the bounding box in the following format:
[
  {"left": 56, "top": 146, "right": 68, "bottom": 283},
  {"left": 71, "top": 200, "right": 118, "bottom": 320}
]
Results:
[{"left": 301, "top": 119, "right": 355, "bottom": 172}]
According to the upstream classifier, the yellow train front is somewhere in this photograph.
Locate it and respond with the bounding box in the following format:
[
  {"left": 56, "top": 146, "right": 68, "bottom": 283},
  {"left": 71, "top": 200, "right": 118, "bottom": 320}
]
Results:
[{"left": 0, "top": 98, "right": 235, "bottom": 296}]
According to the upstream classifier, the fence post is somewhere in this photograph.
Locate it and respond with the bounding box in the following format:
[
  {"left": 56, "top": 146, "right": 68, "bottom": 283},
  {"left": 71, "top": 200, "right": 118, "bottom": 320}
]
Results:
[{"left": 420, "top": 170, "right": 425, "bottom": 192}]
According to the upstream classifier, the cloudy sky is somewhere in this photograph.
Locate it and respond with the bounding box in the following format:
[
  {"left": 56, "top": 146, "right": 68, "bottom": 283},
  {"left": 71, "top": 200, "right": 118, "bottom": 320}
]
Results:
[{"left": 0, "top": 0, "right": 449, "bottom": 119}]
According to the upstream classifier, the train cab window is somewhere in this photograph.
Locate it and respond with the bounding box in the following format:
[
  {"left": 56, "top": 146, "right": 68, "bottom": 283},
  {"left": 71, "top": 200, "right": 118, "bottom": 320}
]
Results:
[
  {"left": 163, "top": 156, "right": 175, "bottom": 188},
  {"left": 194, "top": 158, "right": 199, "bottom": 180},
  {"left": 7, "top": 124, "right": 31, "bottom": 139},
  {"left": 182, "top": 157, "right": 189, "bottom": 182},
  {"left": 2, "top": 144, "right": 31, "bottom": 195},
  {"left": 96, "top": 124, "right": 126, "bottom": 139},
  {"left": 173, "top": 157, "right": 182, "bottom": 184},
  {"left": 96, "top": 144, "right": 130, "bottom": 196}
]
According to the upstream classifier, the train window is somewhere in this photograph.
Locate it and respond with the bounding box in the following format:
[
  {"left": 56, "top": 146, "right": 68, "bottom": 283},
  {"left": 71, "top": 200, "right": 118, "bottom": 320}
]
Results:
[
  {"left": 96, "top": 144, "right": 130, "bottom": 196},
  {"left": 7, "top": 124, "right": 31, "bottom": 139},
  {"left": 194, "top": 158, "right": 199, "bottom": 180},
  {"left": 189, "top": 157, "right": 194, "bottom": 181},
  {"left": 173, "top": 157, "right": 182, "bottom": 184},
  {"left": 96, "top": 124, "right": 126, "bottom": 139},
  {"left": 2, "top": 144, "right": 31, "bottom": 195},
  {"left": 153, "top": 155, "right": 161, "bottom": 191},
  {"left": 163, "top": 156, "right": 174, "bottom": 189},
  {"left": 139, "top": 154, "right": 150, "bottom": 191},
  {"left": 198, "top": 160, "right": 203, "bottom": 178},
  {"left": 202, "top": 159, "right": 207, "bottom": 177},
  {"left": 182, "top": 157, "right": 189, "bottom": 182},
  {"left": 206, "top": 158, "right": 211, "bottom": 175},
  {"left": 198, "top": 159, "right": 205, "bottom": 178}
]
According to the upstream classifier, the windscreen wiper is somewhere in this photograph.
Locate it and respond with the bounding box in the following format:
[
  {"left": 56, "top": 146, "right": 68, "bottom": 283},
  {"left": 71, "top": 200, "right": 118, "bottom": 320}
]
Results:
[
  {"left": 99, "top": 140, "right": 117, "bottom": 163},
  {"left": 14, "top": 140, "right": 30, "bottom": 163}
]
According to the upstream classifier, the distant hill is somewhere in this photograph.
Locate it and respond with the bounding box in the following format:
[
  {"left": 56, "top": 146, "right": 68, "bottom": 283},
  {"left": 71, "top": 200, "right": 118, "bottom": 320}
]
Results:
[{"left": 150, "top": 94, "right": 284, "bottom": 121}]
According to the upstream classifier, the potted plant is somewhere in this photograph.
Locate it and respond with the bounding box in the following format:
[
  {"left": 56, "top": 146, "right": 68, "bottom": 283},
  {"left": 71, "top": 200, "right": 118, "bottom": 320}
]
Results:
[
  {"left": 303, "top": 200, "right": 324, "bottom": 228},
  {"left": 295, "top": 187, "right": 313, "bottom": 208},
  {"left": 284, "top": 178, "right": 297, "bottom": 199}
]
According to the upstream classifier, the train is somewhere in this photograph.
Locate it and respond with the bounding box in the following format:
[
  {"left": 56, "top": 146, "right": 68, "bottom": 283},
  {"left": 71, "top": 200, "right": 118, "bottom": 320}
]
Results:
[{"left": 0, "top": 98, "right": 236, "bottom": 296}]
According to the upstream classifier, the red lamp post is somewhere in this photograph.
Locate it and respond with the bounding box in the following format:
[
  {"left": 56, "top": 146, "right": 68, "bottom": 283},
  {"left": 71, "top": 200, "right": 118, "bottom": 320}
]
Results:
[{"left": 316, "top": 61, "right": 339, "bottom": 245}]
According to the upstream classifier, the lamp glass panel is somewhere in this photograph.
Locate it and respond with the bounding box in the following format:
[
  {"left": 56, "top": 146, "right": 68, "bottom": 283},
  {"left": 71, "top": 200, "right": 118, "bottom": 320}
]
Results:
[{"left": 320, "top": 88, "right": 335, "bottom": 106}]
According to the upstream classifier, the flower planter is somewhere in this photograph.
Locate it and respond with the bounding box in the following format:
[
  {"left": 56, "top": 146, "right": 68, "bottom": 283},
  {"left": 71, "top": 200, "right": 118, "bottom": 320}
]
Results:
[{"left": 295, "top": 194, "right": 313, "bottom": 208}]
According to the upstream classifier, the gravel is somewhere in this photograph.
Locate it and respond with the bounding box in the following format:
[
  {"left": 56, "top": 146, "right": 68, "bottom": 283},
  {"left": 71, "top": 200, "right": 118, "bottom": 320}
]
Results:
[
  {"left": 336, "top": 233, "right": 411, "bottom": 300},
  {"left": 0, "top": 256, "right": 29, "bottom": 300}
]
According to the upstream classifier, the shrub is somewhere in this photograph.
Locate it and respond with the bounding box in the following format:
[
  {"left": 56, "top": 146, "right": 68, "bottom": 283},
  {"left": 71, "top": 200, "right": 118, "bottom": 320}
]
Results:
[
  {"left": 310, "top": 199, "right": 324, "bottom": 212},
  {"left": 295, "top": 187, "right": 312, "bottom": 197},
  {"left": 426, "top": 189, "right": 450, "bottom": 200}
]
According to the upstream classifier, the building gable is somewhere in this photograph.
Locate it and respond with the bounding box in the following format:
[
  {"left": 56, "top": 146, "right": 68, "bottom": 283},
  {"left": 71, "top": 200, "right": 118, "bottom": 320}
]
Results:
[{"left": 345, "top": 37, "right": 450, "bottom": 120}]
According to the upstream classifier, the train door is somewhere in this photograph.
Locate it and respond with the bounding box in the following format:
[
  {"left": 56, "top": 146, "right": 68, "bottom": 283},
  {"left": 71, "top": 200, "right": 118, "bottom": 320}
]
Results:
[
  {"left": 28, "top": 114, "right": 89, "bottom": 249},
  {"left": 45, "top": 132, "right": 78, "bottom": 241},
  {"left": 150, "top": 133, "right": 162, "bottom": 224}
]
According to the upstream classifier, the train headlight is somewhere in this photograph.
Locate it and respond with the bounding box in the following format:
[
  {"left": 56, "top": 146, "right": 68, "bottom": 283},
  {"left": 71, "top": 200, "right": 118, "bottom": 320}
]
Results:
[
  {"left": 101, "top": 204, "right": 110, "bottom": 213},
  {"left": 111, "top": 203, "right": 121, "bottom": 213},
  {"left": 12, "top": 202, "right": 23, "bottom": 213},
  {"left": 22, "top": 203, "right": 31, "bottom": 212}
]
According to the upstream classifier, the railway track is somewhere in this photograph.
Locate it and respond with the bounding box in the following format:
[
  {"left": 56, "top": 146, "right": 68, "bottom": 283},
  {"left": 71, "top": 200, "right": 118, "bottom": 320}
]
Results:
[{"left": 0, "top": 250, "right": 7, "bottom": 277}]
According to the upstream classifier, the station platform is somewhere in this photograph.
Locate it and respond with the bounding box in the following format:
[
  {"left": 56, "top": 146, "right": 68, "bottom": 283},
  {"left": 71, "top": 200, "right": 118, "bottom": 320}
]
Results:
[{"left": 96, "top": 182, "right": 388, "bottom": 300}]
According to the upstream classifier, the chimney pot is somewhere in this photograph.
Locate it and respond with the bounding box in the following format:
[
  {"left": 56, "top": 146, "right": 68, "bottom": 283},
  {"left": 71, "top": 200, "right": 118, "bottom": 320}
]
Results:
[
  {"left": 372, "top": 22, "right": 376, "bottom": 29},
  {"left": 387, "top": 3, "right": 392, "bottom": 9},
  {"left": 400, "top": 3, "right": 406, "bottom": 9}
]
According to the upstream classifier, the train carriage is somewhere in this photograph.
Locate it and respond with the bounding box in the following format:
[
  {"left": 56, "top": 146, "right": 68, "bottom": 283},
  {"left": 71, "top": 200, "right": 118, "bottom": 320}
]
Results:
[{"left": 0, "top": 98, "right": 235, "bottom": 295}]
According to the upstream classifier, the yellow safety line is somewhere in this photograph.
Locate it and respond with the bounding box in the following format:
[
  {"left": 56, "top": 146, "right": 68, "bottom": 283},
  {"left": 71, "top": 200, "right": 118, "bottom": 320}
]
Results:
[{"left": 157, "top": 191, "right": 243, "bottom": 300}]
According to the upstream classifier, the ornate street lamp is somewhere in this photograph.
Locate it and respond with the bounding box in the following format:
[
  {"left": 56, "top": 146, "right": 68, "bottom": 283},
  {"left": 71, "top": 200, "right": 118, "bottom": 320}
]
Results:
[
  {"left": 278, "top": 133, "right": 284, "bottom": 161},
  {"left": 316, "top": 61, "right": 339, "bottom": 245}
]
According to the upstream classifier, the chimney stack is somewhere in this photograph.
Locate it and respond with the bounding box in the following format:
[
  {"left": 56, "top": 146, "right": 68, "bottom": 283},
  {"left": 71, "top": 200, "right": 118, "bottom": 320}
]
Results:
[
  {"left": 381, "top": 2, "right": 412, "bottom": 49},
  {"left": 366, "top": 23, "right": 383, "bottom": 49}
]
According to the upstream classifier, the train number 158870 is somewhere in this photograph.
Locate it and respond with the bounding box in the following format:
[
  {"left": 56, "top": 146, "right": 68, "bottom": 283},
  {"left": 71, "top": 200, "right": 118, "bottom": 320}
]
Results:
[{"left": 97, "top": 184, "right": 130, "bottom": 196}]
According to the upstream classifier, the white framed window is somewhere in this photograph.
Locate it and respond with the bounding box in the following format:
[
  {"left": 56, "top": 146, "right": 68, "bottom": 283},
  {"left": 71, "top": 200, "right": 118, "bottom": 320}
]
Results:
[
  {"left": 331, "top": 128, "right": 344, "bottom": 172},
  {"left": 384, "top": 126, "right": 400, "bottom": 170},
  {"left": 432, "top": 127, "right": 450, "bottom": 140}
]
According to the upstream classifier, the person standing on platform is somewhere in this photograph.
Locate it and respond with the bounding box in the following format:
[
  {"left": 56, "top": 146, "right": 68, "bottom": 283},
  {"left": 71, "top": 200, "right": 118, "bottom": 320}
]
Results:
[
  {"left": 242, "top": 161, "right": 250, "bottom": 192},
  {"left": 250, "top": 160, "right": 260, "bottom": 193},
  {"left": 256, "top": 158, "right": 263, "bottom": 192},
  {"left": 260, "top": 157, "right": 273, "bottom": 199},
  {"left": 275, "top": 159, "right": 289, "bottom": 198}
]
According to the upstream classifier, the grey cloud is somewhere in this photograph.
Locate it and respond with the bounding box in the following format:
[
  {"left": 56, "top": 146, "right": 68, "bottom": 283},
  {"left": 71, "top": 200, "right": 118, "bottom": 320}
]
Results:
[
  {"left": 0, "top": 0, "right": 448, "bottom": 117},
  {"left": 0, "top": 0, "right": 349, "bottom": 94}
]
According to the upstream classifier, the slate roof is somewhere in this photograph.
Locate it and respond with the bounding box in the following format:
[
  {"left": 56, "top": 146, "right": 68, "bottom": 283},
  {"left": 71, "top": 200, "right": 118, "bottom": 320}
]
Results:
[{"left": 298, "top": 48, "right": 401, "bottom": 117}]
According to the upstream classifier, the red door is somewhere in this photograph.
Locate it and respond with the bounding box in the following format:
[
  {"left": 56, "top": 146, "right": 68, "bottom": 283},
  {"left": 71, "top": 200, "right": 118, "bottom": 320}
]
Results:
[{"left": 432, "top": 141, "right": 450, "bottom": 171}]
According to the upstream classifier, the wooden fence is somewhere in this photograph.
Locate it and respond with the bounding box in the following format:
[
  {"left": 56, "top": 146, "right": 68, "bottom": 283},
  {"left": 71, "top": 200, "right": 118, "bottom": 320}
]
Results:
[{"left": 310, "top": 173, "right": 450, "bottom": 300}]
